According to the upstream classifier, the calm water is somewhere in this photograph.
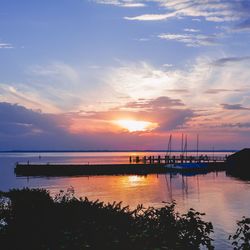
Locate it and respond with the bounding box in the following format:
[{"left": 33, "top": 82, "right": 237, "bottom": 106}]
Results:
[{"left": 0, "top": 151, "right": 249, "bottom": 249}]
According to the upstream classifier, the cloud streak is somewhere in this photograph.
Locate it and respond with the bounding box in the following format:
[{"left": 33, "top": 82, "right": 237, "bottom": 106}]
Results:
[
  {"left": 212, "top": 56, "right": 250, "bottom": 66},
  {"left": 0, "top": 43, "right": 13, "bottom": 49},
  {"left": 122, "top": 0, "right": 250, "bottom": 23},
  {"left": 159, "top": 33, "right": 219, "bottom": 47},
  {"left": 93, "top": 0, "right": 146, "bottom": 8},
  {"left": 125, "top": 12, "right": 177, "bottom": 21},
  {"left": 221, "top": 103, "right": 250, "bottom": 110}
]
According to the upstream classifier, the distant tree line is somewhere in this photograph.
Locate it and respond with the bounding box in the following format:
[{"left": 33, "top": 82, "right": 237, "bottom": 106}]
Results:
[{"left": 0, "top": 188, "right": 249, "bottom": 250}]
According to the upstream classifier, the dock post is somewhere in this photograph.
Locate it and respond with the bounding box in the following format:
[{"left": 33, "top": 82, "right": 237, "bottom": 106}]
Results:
[
  {"left": 129, "top": 156, "right": 132, "bottom": 164},
  {"left": 158, "top": 155, "right": 161, "bottom": 164},
  {"left": 136, "top": 156, "right": 140, "bottom": 163}
]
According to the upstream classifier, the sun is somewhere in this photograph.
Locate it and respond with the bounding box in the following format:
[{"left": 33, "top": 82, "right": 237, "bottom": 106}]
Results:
[{"left": 114, "top": 119, "right": 158, "bottom": 132}]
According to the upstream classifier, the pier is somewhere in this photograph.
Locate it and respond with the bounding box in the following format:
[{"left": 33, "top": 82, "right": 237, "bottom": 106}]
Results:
[{"left": 15, "top": 154, "right": 227, "bottom": 177}]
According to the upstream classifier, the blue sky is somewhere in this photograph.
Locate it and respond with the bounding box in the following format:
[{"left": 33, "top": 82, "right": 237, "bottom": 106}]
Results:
[{"left": 1, "top": 0, "right": 250, "bottom": 150}]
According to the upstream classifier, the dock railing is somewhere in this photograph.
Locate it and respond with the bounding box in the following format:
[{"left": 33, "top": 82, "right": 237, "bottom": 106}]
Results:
[{"left": 129, "top": 155, "right": 226, "bottom": 164}]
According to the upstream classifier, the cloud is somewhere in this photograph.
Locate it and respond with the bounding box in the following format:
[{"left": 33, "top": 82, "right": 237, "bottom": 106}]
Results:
[
  {"left": 158, "top": 33, "right": 219, "bottom": 47},
  {"left": 0, "top": 43, "right": 13, "bottom": 49},
  {"left": 162, "top": 64, "right": 173, "bottom": 68},
  {"left": 2, "top": 58, "right": 250, "bottom": 148},
  {"left": 179, "top": 56, "right": 250, "bottom": 110},
  {"left": 124, "top": 96, "right": 184, "bottom": 109},
  {"left": 184, "top": 28, "right": 200, "bottom": 33},
  {"left": 125, "top": 12, "right": 177, "bottom": 21},
  {"left": 122, "top": 3, "right": 145, "bottom": 8},
  {"left": 97, "top": 0, "right": 250, "bottom": 50},
  {"left": 0, "top": 101, "right": 194, "bottom": 150},
  {"left": 93, "top": 0, "right": 145, "bottom": 8},
  {"left": 2, "top": 56, "right": 250, "bottom": 149},
  {"left": 221, "top": 103, "right": 250, "bottom": 110},
  {"left": 0, "top": 85, "right": 59, "bottom": 112},
  {"left": 83, "top": 101, "right": 194, "bottom": 133},
  {"left": 212, "top": 56, "right": 250, "bottom": 66},
  {"left": 123, "top": 0, "right": 248, "bottom": 23},
  {"left": 221, "top": 122, "right": 250, "bottom": 128},
  {"left": 204, "top": 89, "right": 243, "bottom": 94},
  {"left": 0, "top": 102, "right": 67, "bottom": 136},
  {"left": 84, "top": 59, "right": 250, "bottom": 121},
  {"left": 0, "top": 62, "right": 123, "bottom": 113}
]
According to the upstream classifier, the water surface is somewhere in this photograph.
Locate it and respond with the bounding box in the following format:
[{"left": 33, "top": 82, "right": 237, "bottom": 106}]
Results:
[{"left": 0, "top": 151, "right": 248, "bottom": 249}]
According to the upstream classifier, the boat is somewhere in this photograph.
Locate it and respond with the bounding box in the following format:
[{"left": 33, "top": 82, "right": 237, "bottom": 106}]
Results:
[
  {"left": 167, "top": 162, "right": 208, "bottom": 170},
  {"left": 165, "top": 134, "right": 208, "bottom": 170}
]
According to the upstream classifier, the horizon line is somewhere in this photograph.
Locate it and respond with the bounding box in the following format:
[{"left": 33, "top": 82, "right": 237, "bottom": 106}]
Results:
[{"left": 0, "top": 149, "right": 238, "bottom": 153}]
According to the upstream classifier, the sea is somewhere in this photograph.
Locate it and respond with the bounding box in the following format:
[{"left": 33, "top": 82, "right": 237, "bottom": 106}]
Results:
[{"left": 0, "top": 151, "right": 249, "bottom": 250}]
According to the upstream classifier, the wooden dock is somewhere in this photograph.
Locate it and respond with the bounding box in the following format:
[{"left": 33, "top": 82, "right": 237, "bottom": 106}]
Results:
[{"left": 15, "top": 155, "right": 227, "bottom": 177}]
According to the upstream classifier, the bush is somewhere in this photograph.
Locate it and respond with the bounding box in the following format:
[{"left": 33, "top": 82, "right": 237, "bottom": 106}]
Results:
[
  {"left": 0, "top": 188, "right": 214, "bottom": 250},
  {"left": 230, "top": 217, "right": 250, "bottom": 250}
]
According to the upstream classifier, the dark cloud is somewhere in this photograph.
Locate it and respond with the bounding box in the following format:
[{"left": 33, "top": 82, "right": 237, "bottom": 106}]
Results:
[
  {"left": 0, "top": 102, "right": 67, "bottom": 136},
  {"left": 212, "top": 56, "right": 250, "bottom": 66},
  {"left": 205, "top": 89, "right": 243, "bottom": 94},
  {"left": 221, "top": 103, "right": 250, "bottom": 110},
  {"left": 88, "top": 96, "right": 194, "bottom": 132},
  {"left": 153, "top": 109, "right": 194, "bottom": 131},
  {"left": 0, "top": 102, "right": 74, "bottom": 150},
  {"left": 125, "top": 96, "right": 184, "bottom": 109}
]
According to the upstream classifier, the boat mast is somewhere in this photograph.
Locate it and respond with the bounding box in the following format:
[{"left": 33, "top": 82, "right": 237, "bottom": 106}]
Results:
[
  {"left": 184, "top": 135, "right": 188, "bottom": 159},
  {"left": 196, "top": 134, "right": 199, "bottom": 158},
  {"left": 181, "top": 133, "right": 184, "bottom": 156},
  {"left": 167, "top": 134, "right": 172, "bottom": 157}
]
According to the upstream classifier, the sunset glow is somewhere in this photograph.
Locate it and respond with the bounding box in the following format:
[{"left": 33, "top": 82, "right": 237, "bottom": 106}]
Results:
[{"left": 114, "top": 119, "right": 158, "bottom": 132}]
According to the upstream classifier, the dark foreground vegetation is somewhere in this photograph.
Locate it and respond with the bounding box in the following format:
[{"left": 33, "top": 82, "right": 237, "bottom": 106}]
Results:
[{"left": 0, "top": 188, "right": 249, "bottom": 250}]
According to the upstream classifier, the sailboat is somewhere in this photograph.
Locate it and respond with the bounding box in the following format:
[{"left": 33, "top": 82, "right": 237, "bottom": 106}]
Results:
[{"left": 167, "top": 134, "right": 208, "bottom": 170}]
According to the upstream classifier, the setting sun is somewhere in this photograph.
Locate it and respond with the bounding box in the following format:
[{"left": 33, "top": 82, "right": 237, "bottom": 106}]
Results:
[{"left": 114, "top": 119, "right": 158, "bottom": 132}]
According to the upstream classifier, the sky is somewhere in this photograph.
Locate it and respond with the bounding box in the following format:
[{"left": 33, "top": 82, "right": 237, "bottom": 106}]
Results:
[{"left": 1, "top": 0, "right": 250, "bottom": 150}]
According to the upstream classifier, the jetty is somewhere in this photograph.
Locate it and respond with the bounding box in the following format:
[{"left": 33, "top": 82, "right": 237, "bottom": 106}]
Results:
[{"left": 15, "top": 154, "right": 227, "bottom": 177}]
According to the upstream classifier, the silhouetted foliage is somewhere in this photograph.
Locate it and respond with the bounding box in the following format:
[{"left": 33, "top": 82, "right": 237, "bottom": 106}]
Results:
[
  {"left": 230, "top": 217, "right": 250, "bottom": 250},
  {"left": 0, "top": 188, "right": 214, "bottom": 249}
]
